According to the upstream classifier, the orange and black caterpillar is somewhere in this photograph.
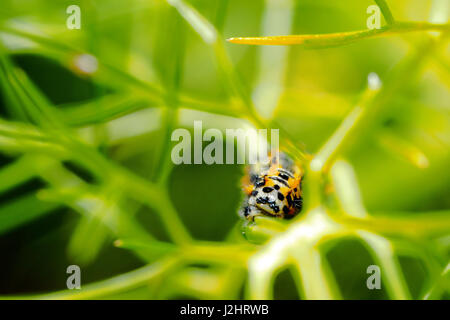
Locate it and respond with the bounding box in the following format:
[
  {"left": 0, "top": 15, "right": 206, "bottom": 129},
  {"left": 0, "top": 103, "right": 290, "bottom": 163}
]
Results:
[{"left": 239, "top": 152, "right": 303, "bottom": 220}]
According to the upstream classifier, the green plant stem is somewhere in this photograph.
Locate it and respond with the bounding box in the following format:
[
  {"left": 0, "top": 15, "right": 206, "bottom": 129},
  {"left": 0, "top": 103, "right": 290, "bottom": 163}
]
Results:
[
  {"left": 227, "top": 22, "right": 449, "bottom": 46},
  {"left": 24, "top": 257, "right": 178, "bottom": 300},
  {"left": 374, "top": 0, "right": 395, "bottom": 25},
  {"left": 311, "top": 35, "right": 444, "bottom": 173},
  {"left": 338, "top": 211, "right": 450, "bottom": 237},
  {"left": 358, "top": 231, "right": 411, "bottom": 299}
]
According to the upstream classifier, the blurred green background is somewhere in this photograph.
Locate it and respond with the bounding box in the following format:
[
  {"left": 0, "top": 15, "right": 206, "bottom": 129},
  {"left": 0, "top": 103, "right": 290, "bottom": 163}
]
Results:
[{"left": 0, "top": 0, "right": 448, "bottom": 299}]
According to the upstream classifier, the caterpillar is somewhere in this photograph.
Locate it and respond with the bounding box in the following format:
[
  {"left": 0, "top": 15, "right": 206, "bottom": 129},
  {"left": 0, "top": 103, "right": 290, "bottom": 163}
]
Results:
[{"left": 239, "top": 151, "right": 303, "bottom": 221}]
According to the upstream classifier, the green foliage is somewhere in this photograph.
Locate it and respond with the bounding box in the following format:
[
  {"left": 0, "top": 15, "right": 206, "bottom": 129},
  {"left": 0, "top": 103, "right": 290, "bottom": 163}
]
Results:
[{"left": 0, "top": 0, "right": 449, "bottom": 299}]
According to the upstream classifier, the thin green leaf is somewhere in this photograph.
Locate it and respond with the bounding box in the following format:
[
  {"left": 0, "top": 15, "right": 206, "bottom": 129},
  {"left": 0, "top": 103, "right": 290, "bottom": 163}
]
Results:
[
  {"left": 0, "top": 194, "right": 60, "bottom": 235},
  {"left": 227, "top": 22, "right": 449, "bottom": 47}
]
